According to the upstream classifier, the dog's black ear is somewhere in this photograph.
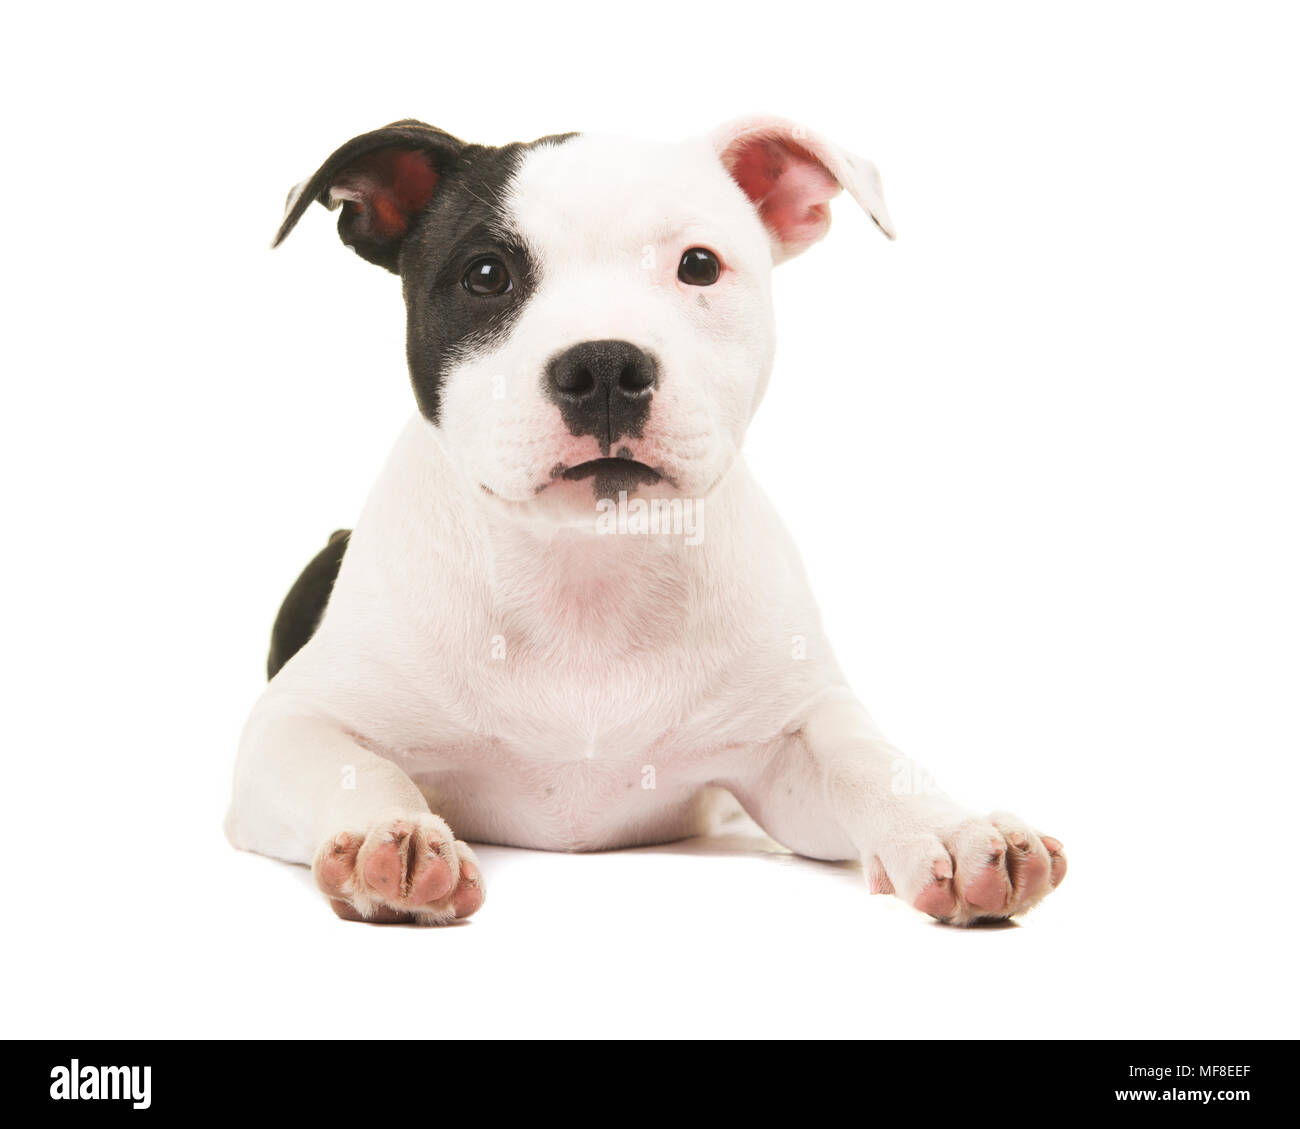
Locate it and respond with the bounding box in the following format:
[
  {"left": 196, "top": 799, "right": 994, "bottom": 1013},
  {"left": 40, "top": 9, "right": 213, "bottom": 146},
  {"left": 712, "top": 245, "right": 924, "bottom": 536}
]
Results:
[{"left": 272, "top": 119, "right": 466, "bottom": 272}]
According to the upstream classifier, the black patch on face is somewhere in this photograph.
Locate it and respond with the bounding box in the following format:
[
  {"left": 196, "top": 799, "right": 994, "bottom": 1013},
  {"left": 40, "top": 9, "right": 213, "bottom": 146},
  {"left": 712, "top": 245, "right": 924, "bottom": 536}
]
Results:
[
  {"left": 400, "top": 135, "right": 575, "bottom": 423},
  {"left": 273, "top": 120, "right": 466, "bottom": 272},
  {"left": 273, "top": 121, "right": 576, "bottom": 424}
]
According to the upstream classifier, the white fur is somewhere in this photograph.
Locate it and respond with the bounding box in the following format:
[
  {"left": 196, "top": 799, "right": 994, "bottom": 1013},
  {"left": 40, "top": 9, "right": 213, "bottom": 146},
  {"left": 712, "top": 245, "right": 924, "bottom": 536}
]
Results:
[{"left": 226, "top": 118, "right": 1062, "bottom": 926}]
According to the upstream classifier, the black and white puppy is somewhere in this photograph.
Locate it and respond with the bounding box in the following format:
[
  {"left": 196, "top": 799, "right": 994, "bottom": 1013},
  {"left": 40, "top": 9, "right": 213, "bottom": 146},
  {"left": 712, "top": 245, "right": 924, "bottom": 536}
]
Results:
[{"left": 225, "top": 116, "right": 1067, "bottom": 925}]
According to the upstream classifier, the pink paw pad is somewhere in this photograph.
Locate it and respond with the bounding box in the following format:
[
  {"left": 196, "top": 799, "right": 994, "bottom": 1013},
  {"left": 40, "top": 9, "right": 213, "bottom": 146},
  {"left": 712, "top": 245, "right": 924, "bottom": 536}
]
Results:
[
  {"left": 912, "top": 857, "right": 956, "bottom": 920},
  {"left": 961, "top": 843, "right": 1009, "bottom": 913},
  {"left": 318, "top": 834, "right": 361, "bottom": 894},
  {"left": 889, "top": 816, "right": 1066, "bottom": 926},
  {"left": 1041, "top": 835, "right": 1068, "bottom": 888},
  {"left": 313, "top": 815, "right": 484, "bottom": 926},
  {"left": 1005, "top": 832, "right": 1050, "bottom": 897},
  {"left": 452, "top": 856, "right": 485, "bottom": 919},
  {"left": 361, "top": 829, "right": 409, "bottom": 898}
]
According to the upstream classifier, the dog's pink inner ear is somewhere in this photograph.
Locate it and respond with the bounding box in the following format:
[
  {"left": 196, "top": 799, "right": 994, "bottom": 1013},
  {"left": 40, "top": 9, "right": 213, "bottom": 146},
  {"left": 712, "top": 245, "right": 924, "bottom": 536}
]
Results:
[
  {"left": 333, "top": 148, "right": 441, "bottom": 242},
  {"left": 723, "top": 136, "right": 841, "bottom": 258}
]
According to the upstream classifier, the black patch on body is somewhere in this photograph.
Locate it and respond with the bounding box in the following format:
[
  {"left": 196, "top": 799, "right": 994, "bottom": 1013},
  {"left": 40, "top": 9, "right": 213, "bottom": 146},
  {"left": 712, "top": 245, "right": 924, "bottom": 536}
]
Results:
[{"left": 267, "top": 530, "right": 350, "bottom": 679}]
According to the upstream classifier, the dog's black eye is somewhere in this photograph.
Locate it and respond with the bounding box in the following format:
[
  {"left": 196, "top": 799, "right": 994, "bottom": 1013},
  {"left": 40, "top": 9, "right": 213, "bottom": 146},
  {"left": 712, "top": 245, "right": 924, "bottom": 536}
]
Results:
[
  {"left": 463, "top": 256, "right": 512, "bottom": 296},
  {"left": 678, "top": 247, "right": 720, "bottom": 286}
]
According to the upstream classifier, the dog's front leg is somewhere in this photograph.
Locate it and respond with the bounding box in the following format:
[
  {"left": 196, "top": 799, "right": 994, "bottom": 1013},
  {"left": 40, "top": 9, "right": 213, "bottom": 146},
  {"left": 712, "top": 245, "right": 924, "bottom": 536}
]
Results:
[
  {"left": 225, "top": 714, "right": 484, "bottom": 924},
  {"left": 735, "top": 693, "right": 1067, "bottom": 925}
]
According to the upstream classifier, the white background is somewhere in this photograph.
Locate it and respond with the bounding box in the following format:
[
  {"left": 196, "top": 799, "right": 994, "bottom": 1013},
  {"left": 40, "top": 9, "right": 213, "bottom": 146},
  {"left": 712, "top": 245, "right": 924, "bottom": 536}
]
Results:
[{"left": 2, "top": 1, "right": 1297, "bottom": 1039}]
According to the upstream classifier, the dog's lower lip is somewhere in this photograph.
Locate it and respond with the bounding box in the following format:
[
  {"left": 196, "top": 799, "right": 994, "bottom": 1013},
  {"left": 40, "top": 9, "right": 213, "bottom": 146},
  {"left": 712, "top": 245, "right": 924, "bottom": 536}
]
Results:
[{"left": 561, "top": 457, "right": 661, "bottom": 482}]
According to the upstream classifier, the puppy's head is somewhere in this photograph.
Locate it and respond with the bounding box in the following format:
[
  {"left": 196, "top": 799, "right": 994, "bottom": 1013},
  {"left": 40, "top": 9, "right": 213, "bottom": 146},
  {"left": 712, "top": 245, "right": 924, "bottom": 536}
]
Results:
[{"left": 275, "top": 116, "right": 893, "bottom": 522}]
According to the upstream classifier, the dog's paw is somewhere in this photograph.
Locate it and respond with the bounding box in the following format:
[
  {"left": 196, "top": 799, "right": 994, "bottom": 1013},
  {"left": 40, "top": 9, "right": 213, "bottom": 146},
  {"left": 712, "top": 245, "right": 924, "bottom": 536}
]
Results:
[
  {"left": 869, "top": 811, "right": 1066, "bottom": 926},
  {"left": 312, "top": 812, "right": 485, "bottom": 925}
]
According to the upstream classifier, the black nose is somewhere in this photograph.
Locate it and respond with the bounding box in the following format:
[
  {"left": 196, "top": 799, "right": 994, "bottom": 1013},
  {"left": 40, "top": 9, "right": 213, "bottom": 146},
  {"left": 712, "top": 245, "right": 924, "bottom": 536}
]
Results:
[{"left": 545, "top": 340, "right": 659, "bottom": 453}]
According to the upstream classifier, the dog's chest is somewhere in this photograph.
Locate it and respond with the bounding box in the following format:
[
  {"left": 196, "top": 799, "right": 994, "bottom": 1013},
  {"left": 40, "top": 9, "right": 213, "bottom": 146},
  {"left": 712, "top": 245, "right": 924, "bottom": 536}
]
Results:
[
  {"left": 441, "top": 538, "right": 727, "bottom": 753},
  {"left": 484, "top": 648, "right": 696, "bottom": 754},
  {"left": 412, "top": 727, "right": 731, "bottom": 850},
  {"left": 391, "top": 630, "right": 758, "bottom": 848},
  {"left": 376, "top": 542, "right": 813, "bottom": 767}
]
